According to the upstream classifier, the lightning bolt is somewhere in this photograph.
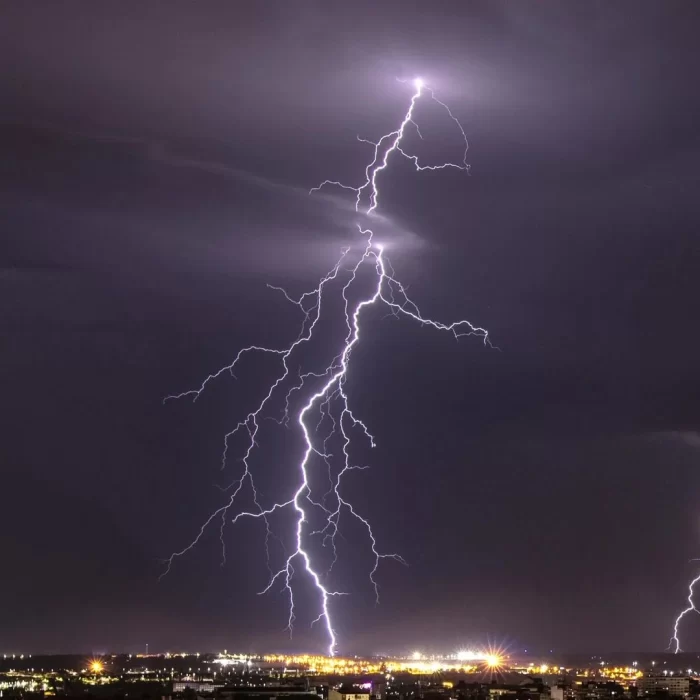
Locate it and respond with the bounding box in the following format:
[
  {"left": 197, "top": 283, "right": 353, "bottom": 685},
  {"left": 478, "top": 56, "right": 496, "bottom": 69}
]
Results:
[
  {"left": 669, "top": 571, "right": 700, "bottom": 653},
  {"left": 163, "top": 77, "right": 490, "bottom": 655},
  {"left": 310, "top": 77, "right": 470, "bottom": 212}
]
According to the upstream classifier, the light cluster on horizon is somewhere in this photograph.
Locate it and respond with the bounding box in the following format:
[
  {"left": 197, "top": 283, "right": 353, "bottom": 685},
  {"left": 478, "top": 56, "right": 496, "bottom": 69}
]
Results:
[
  {"left": 163, "top": 77, "right": 488, "bottom": 656},
  {"left": 256, "top": 650, "right": 504, "bottom": 675}
]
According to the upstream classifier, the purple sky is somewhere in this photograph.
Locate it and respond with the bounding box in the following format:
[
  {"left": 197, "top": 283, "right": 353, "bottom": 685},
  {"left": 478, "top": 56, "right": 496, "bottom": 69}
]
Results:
[{"left": 2, "top": 0, "right": 700, "bottom": 656}]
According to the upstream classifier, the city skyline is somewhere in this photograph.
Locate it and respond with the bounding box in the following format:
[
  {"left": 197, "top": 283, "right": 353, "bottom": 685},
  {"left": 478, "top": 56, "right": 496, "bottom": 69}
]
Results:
[{"left": 4, "top": 651, "right": 698, "bottom": 700}]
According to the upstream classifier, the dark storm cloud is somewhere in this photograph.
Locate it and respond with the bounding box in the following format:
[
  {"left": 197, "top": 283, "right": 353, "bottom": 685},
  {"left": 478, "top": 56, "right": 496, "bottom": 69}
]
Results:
[
  {"left": 2, "top": 0, "right": 700, "bottom": 655},
  {"left": 5, "top": 0, "right": 696, "bottom": 176}
]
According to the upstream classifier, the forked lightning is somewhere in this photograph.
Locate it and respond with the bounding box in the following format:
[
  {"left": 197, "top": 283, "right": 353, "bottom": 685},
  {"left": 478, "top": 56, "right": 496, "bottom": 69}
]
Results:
[
  {"left": 163, "top": 78, "right": 490, "bottom": 655},
  {"left": 670, "top": 572, "right": 700, "bottom": 653}
]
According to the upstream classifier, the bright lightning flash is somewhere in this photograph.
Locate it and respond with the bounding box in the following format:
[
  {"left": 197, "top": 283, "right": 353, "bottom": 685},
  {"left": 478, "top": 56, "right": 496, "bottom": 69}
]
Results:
[
  {"left": 163, "top": 78, "right": 489, "bottom": 656},
  {"left": 669, "top": 571, "right": 700, "bottom": 653}
]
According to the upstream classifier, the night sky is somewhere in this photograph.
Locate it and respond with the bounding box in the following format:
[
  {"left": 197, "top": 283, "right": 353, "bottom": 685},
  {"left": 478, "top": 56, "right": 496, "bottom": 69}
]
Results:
[{"left": 2, "top": 1, "right": 700, "bottom": 656}]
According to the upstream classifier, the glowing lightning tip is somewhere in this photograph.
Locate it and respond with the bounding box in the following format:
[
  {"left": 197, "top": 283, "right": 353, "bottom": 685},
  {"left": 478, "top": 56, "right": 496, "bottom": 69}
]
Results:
[{"left": 414, "top": 77, "right": 424, "bottom": 89}]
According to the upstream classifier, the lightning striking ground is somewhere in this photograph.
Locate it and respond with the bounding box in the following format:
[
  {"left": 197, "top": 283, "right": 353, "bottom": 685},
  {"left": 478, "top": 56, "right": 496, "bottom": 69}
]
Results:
[
  {"left": 163, "top": 78, "right": 489, "bottom": 655},
  {"left": 669, "top": 571, "right": 700, "bottom": 653}
]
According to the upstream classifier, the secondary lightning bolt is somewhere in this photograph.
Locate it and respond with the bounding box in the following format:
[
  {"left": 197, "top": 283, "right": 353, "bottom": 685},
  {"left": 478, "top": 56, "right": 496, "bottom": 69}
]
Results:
[
  {"left": 669, "top": 570, "right": 700, "bottom": 653},
  {"left": 163, "top": 77, "right": 489, "bottom": 655}
]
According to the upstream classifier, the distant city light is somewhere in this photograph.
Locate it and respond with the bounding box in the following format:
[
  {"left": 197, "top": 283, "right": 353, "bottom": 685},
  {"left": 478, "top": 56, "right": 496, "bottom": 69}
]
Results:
[
  {"left": 456, "top": 650, "right": 478, "bottom": 661},
  {"left": 0, "top": 649, "right": 651, "bottom": 698}
]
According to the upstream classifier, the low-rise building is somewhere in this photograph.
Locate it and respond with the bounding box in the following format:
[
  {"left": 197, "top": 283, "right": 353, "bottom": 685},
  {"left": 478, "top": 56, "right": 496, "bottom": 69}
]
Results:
[
  {"left": 173, "top": 681, "right": 224, "bottom": 693},
  {"left": 637, "top": 674, "right": 689, "bottom": 698},
  {"left": 329, "top": 686, "right": 371, "bottom": 700}
]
